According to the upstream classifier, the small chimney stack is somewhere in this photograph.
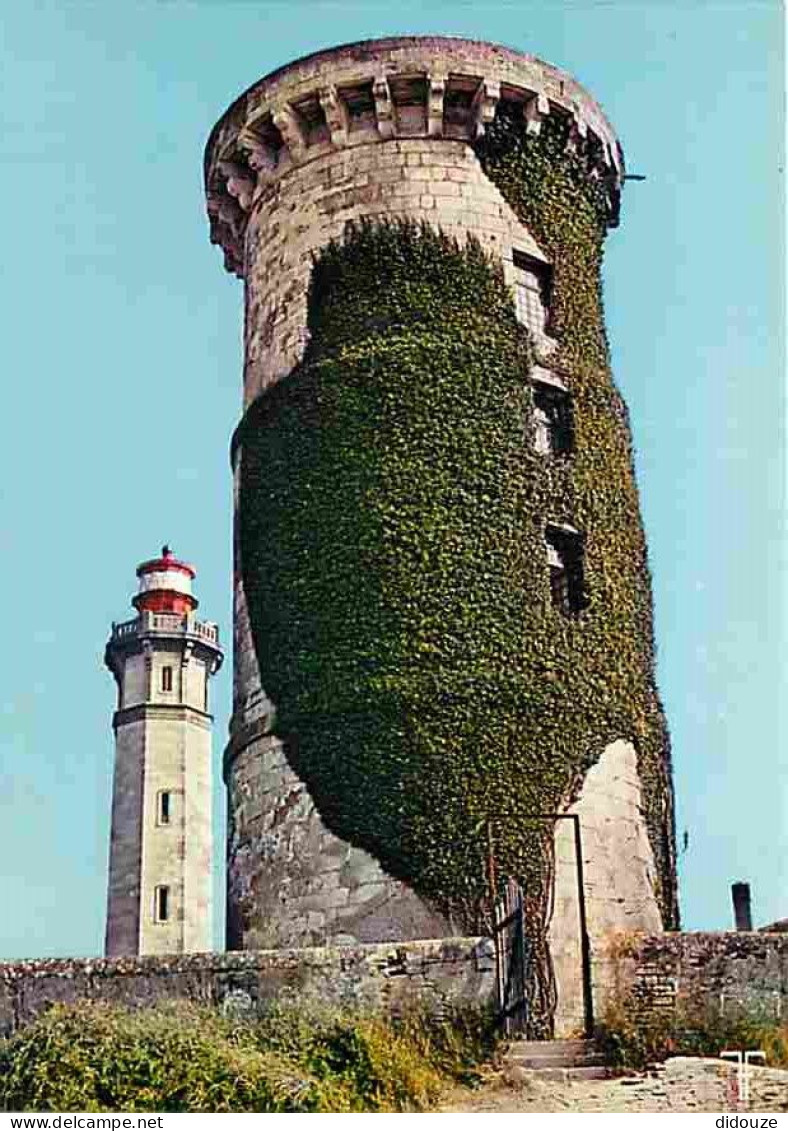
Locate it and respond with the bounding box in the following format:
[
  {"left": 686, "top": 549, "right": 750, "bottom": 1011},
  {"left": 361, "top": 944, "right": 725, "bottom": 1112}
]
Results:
[{"left": 732, "top": 882, "right": 753, "bottom": 931}]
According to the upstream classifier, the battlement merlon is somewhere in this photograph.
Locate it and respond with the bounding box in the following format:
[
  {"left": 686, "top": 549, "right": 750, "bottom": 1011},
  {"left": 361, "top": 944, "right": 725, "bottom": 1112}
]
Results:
[{"left": 203, "top": 35, "right": 626, "bottom": 277}]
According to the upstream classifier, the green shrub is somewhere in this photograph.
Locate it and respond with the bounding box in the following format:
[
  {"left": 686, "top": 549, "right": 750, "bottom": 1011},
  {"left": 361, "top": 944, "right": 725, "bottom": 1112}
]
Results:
[
  {"left": 597, "top": 994, "right": 788, "bottom": 1070},
  {"left": 0, "top": 999, "right": 494, "bottom": 1113},
  {"left": 395, "top": 1001, "right": 499, "bottom": 1085},
  {"left": 253, "top": 998, "right": 496, "bottom": 1095},
  {"left": 0, "top": 1001, "right": 348, "bottom": 1113},
  {"left": 249, "top": 999, "right": 444, "bottom": 1111}
]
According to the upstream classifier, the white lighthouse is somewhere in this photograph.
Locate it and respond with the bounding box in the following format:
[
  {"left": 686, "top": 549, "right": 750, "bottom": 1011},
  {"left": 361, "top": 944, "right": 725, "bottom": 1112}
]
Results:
[{"left": 104, "top": 546, "right": 222, "bottom": 956}]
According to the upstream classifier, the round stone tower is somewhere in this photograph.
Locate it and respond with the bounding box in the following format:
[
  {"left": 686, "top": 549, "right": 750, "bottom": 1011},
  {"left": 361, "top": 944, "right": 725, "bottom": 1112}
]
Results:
[
  {"left": 204, "top": 37, "right": 677, "bottom": 1029},
  {"left": 105, "top": 547, "right": 223, "bottom": 956}
]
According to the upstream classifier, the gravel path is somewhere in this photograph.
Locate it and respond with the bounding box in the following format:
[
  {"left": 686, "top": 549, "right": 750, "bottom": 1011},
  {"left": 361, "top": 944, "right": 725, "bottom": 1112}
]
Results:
[{"left": 440, "top": 1057, "right": 788, "bottom": 1113}]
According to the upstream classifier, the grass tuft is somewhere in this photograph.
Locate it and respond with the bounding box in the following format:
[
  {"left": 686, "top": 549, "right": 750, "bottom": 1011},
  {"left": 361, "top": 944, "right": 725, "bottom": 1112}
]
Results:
[{"left": 0, "top": 998, "right": 497, "bottom": 1113}]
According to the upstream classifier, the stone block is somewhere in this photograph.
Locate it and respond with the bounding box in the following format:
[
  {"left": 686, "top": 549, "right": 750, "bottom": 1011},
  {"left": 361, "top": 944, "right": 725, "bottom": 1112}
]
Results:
[{"left": 431, "top": 181, "right": 461, "bottom": 197}]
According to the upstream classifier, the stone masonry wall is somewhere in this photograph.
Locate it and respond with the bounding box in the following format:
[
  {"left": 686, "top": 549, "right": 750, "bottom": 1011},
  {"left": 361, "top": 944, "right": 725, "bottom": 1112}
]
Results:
[
  {"left": 3, "top": 934, "right": 784, "bottom": 1042},
  {"left": 226, "top": 724, "right": 452, "bottom": 951},
  {"left": 601, "top": 931, "right": 788, "bottom": 1027},
  {"left": 205, "top": 36, "right": 623, "bottom": 280},
  {"left": 0, "top": 939, "right": 495, "bottom": 1038}
]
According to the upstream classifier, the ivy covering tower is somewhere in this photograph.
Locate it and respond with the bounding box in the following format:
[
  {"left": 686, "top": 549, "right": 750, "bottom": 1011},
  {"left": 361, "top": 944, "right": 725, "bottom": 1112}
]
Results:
[{"left": 204, "top": 36, "right": 678, "bottom": 1036}]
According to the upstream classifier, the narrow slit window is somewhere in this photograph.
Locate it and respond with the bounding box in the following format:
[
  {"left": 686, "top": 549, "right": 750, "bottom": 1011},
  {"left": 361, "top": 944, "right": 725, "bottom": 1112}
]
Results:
[
  {"left": 546, "top": 526, "right": 587, "bottom": 616},
  {"left": 158, "top": 790, "right": 171, "bottom": 825},
  {"left": 155, "top": 885, "right": 170, "bottom": 923},
  {"left": 533, "top": 381, "right": 574, "bottom": 456},
  {"left": 161, "top": 665, "right": 173, "bottom": 692},
  {"left": 513, "top": 250, "right": 553, "bottom": 340}
]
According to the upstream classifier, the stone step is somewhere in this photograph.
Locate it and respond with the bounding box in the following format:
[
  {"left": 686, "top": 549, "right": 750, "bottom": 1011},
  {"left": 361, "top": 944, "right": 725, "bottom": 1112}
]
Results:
[
  {"left": 509, "top": 1053, "right": 607, "bottom": 1069},
  {"left": 506, "top": 1038, "right": 607, "bottom": 1070},
  {"left": 530, "top": 1065, "right": 611, "bottom": 1083},
  {"left": 509, "top": 1039, "right": 596, "bottom": 1057}
]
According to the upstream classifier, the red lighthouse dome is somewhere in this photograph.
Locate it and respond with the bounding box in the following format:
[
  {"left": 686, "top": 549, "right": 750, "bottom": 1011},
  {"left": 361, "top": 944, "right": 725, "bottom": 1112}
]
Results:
[{"left": 133, "top": 545, "right": 198, "bottom": 615}]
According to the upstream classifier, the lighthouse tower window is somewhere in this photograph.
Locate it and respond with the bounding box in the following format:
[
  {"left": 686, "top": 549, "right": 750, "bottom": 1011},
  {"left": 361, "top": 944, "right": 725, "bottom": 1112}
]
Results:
[
  {"left": 157, "top": 790, "right": 172, "bottom": 826},
  {"left": 546, "top": 525, "right": 587, "bottom": 615},
  {"left": 154, "top": 885, "right": 170, "bottom": 923}
]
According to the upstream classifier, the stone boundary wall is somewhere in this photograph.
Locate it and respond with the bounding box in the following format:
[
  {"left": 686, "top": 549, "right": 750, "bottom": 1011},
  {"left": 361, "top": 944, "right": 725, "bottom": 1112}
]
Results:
[
  {"left": 2, "top": 932, "right": 785, "bottom": 1038},
  {"left": 599, "top": 931, "right": 788, "bottom": 1024},
  {"left": 0, "top": 938, "right": 495, "bottom": 1038}
]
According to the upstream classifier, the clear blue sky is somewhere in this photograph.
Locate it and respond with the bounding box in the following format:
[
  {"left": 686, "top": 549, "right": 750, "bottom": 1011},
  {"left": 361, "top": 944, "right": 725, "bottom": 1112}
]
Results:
[{"left": 0, "top": 0, "right": 783, "bottom": 959}]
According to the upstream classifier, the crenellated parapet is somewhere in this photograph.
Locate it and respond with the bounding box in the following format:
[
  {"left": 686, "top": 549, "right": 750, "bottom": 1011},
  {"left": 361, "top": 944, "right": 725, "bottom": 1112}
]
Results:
[{"left": 204, "top": 36, "right": 625, "bottom": 277}]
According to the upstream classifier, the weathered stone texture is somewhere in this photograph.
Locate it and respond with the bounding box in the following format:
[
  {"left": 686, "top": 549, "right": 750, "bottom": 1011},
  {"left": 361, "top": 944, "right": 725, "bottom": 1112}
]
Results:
[
  {"left": 204, "top": 36, "right": 623, "bottom": 280},
  {"left": 108, "top": 707, "right": 214, "bottom": 957},
  {"left": 603, "top": 931, "right": 788, "bottom": 1025},
  {"left": 120, "top": 654, "right": 146, "bottom": 709},
  {"left": 226, "top": 727, "right": 451, "bottom": 950},
  {"left": 105, "top": 718, "right": 144, "bottom": 956},
  {"left": 0, "top": 939, "right": 495, "bottom": 1037},
  {"left": 242, "top": 138, "right": 549, "bottom": 400},
  {"left": 3, "top": 934, "right": 784, "bottom": 1047},
  {"left": 549, "top": 740, "right": 663, "bottom": 1036}
]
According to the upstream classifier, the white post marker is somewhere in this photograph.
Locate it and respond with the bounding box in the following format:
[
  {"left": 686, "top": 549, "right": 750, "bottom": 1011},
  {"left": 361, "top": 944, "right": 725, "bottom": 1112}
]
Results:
[{"left": 720, "top": 1048, "right": 766, "bottom": 1106}]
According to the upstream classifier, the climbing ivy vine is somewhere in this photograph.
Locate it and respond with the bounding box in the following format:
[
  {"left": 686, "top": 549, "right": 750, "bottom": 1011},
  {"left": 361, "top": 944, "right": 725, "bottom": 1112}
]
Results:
[
  {"left": 474, "top": 107, "right": 677, "bottom": 930},
  {"left": 237, "top": 107, "right": 678, "bottom": 1001}
]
